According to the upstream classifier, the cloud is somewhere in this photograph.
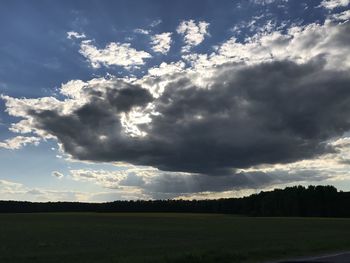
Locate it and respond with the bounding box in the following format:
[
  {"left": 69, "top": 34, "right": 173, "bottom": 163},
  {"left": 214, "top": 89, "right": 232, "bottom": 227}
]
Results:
[
  {"left": 0, "top": 179, "right": 89, "bottom": 202},
  {"left": 4, "top": 58, "right": 350, "bottom": 176},
  {"left": 330, "top": 10, "right": 350, "bottom": 21},
  {"left": 0, "top": 136, "right": 40, "bottom": 150},
  {"left": 69, "top": 136, "right": 350, "bottom": 199},
  {"left": 52, "top": 171, "right": 64, "bottom": 179},
  {"left": 151, "top": 32, "right": 172, "bottom": 54},
  {"left": 143, "top": 171, "right": 329, "bottom": 197},
  {"left": 2, "top": 19, "right": 350, "bottom": 188},
  {"left": 320, "top": 0, "right": 350, "bottom": 9},
  {"left": 0, "top": 180, "right": 24, "bottom": 192},
  {"left": 185, "top": 20, "right": 350, "bottom": 71},
  {"left": 69, "top": 165, "right": 331, "bottom": 199},
  {"left": 147, "top": 61, "right": 185, "bottom": 77},
  {"left": 250, "top": 0, "right": 277, "bottom": 5},
  {"left": 79, "top": 40, "right": 151, "bottom": 69},
  {"left": 67, "top": 31, "right": 86, "bottom": 39},
  {"left": 150, "top": 19, "right": 162, "bottom": 27},
  {"left": 177, "top": 20, "right": 209, "bottom": 52},
  {"left": 70, "top": 169, "right": 123, "bottom": 188},
  {"left": 133, "top": 28, "right": 150, "bottom": 35}
]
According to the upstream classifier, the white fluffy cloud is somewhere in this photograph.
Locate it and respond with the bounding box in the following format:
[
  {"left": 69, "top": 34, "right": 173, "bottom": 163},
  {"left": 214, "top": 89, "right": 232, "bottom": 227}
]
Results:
[
  {"left": 67, "top": 31, "right": 86, "bottom": 39},
  {"left": 177, "top": 20, "right": 209, "bottom": 52},
  {"left": 147, "top": 61, "right": 185, "bottom": 77},
  {"left": 79, "top": 40, "right": 151, "bottom": 69},
  {"left": 320, "top": 0, "right": 350, "bottom": 9},
  {"left": 0, "top": 136, "right": 40, "bottom": 150},
  {"left": 331, "top": 9, "right": 350, "bottom": 20},
  {"left": 184, "top": 20, "right": 350, "bottom": 72},
  {"left": 151, "top": 32, "right": 172, "bottom": 54}
]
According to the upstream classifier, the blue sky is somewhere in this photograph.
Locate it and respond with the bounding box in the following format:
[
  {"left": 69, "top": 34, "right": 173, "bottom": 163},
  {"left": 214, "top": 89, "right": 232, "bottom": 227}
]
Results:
[{"left": 1, "top": 0, "right": 350, "bottom": 201}]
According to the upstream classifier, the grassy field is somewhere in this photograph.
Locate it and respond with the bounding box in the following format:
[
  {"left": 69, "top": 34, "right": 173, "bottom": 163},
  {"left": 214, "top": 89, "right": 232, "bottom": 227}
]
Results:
[{"left": 1, "top": 213, "right": 350, "bottom": 262}]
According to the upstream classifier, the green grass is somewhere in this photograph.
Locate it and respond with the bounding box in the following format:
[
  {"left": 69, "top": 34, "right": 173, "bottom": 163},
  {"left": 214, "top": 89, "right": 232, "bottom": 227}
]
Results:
[{"left": 1, "top": 213, "right": 350, "bottom": 262}]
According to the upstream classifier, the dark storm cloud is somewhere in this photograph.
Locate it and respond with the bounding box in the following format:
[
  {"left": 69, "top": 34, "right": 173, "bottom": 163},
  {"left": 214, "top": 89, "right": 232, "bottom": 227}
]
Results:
[
  {"left": 114, "top": 169, "right": 330, "bottom": 198},
  {"left": 22, "top": 58, "right": 350, "bottom": 176},
  {"left": 29, "top": 81, "right": 153, "bottom": 159},
  {"left": 146, "top": 171, "right": 329, "bottom": 194}
]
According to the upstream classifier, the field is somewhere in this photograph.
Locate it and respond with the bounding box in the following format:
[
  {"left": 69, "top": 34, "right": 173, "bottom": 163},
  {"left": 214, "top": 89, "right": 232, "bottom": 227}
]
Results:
[{"left": 1, "top": 213, "right": 350, "bottom": 262}]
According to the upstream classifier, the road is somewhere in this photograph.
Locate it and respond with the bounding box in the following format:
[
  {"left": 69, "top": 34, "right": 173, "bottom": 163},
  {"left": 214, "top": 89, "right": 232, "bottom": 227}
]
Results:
[{"left": 276, "top": 252, "right": 350, "bottom": 262}]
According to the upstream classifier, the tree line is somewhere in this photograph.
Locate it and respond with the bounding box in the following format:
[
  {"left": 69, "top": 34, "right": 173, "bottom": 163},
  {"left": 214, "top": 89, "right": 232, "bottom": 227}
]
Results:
[{"left": 1, "top": 185, "right": 350, "bottom": 217}]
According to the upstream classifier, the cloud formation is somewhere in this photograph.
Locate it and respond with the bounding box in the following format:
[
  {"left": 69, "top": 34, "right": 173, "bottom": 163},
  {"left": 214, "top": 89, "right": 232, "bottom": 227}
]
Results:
[
  {"left": 0, "top": 136, "right": 40, "bottom": 150},
  {"left": 2, "top": 17, "right": 350, "bottom": 197},
  {"left": 133, "top": 28, "right": 150, "bottom": 35},
  {"left": 185, "top": 20, "right": 350, "bottom": 71},
  {"left": 151, "top": 32, "right": 172, "bottom": 54},
  {"left": 0, "top": 178, "right": 112, "bottom": 202},
  {"left": 320, "top": 0, "right": 350, "bottom": 9},
  {"left": 79, "top": 40, "right": 151, "bottom": 69},
  {"left": 66, "top": 31, "right": 86, "bottom": 39},
  {"left": 331, "top": 9, "right": 350, "bottom": 20},
  {"left": 177, "top": 20, "right": 209, "bottom": 52},
  {"left": 69, "top": 163, "right": 333, "bottom": 199},
  {"left": 3, "top": 60, "right": 350, "bottom": 175}
]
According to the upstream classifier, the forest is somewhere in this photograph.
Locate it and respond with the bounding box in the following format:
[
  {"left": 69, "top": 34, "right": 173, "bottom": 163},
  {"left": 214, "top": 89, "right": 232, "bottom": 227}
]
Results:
[{"left": 1, "top": 185, "right": 350, "bottom": 217}]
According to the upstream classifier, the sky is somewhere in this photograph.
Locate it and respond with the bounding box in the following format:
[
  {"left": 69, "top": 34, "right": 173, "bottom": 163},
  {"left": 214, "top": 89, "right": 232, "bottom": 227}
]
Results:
[{"left": 1, "top": 0, "right": 350, "bottom": 202}]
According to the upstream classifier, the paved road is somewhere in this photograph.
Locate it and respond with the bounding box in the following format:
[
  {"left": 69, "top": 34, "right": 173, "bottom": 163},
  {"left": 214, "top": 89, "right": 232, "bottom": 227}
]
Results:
[{"left": 276, "top": 252, "right": 350, "bottom": 262}]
